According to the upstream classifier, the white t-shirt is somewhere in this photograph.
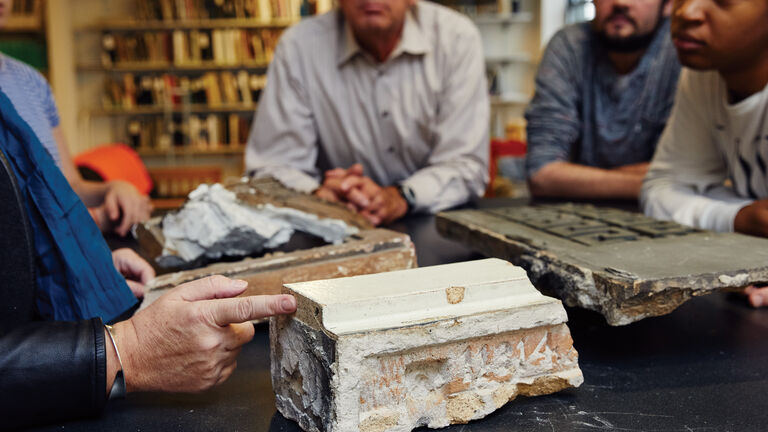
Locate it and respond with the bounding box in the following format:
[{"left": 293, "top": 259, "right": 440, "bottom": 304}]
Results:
[{"left": 641, "top": 68, "right": 768, "bottom": 232}]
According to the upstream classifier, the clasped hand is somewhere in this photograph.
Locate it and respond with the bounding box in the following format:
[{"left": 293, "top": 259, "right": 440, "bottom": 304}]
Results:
[{"left": 314, "top": 164, "right": 408, "bottom": 226}]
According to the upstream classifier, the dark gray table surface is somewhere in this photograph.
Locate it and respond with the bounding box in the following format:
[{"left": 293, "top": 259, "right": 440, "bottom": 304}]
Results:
[{"left": 31, "top": 204, "right": 768, "bottom": 432}]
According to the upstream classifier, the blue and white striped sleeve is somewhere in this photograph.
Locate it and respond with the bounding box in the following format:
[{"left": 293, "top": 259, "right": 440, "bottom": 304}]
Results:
[{"left": 36, "top": 71, "right": 60, "bottom": 128}]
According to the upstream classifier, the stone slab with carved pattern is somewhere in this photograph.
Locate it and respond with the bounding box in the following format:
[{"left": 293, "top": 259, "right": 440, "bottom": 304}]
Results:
[{"left": 436, "top": 204, "right": 768, "bottom": 325}]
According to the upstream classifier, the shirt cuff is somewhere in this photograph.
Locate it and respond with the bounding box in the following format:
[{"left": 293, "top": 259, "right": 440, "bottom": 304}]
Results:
[
  {"left": 699, "top": 200, "right": 752, "bottom": 233},
  {"left": 401, "top": 170, "right": 475, "bottom": 214},
  {"left": 525, "top": 150, "right": 567, "bottom": 179}
]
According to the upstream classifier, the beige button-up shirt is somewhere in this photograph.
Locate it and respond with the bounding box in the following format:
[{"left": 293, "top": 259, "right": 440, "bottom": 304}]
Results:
[{"left": 245, "top": 1, "right": 489, "bottom": 213}]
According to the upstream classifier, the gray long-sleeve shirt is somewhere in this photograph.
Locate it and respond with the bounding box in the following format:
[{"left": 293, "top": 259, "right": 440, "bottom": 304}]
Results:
[
  {"left": 524, "top": 20, "right": 680, "bottom": 177},
  {"left": 245, "top": 2, "right": 489, "bottom": 213}
]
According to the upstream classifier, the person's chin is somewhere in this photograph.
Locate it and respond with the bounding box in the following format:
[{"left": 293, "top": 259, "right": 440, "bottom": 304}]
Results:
[
  {"left": 604, "top": 22, "right": 636, "bottom": 38},
  {"left": 360, "top": 16, "right": 392, "bottom": 32},
  {"left": 676, "top": 52, "right": 715, "bottom": 71}
]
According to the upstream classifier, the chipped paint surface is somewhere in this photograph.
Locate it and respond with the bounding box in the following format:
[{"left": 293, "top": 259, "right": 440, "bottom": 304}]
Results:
[
  {"left": 271, "top": 259, "right": 583, "bottom": 431},
  {"left": 286, "top": 259, "right": 546, "bottom": 335},
  {"left": 718, "top": 273, "right": 748, "bottom": 286},
  {"left": 445, "top": 286, "right": 465, "bottom": 304}
]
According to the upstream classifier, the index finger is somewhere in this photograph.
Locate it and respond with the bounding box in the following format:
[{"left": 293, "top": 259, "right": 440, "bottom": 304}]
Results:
[
  {"left": 321, "top": 177, "right": 346, "bottom": 195},
  {"left": 347, "top": 163, "right": 364, "bottom": 176},
  {"left": 105, "top": 192, "right": 120, "bottom": 221},
  {"left": 116, "top": 204, "right": 134, "bottom": 236},
  {"left": 315, "top": 186, "right": 341, "bottom": 203},
  {"left": 206, "top": 294, "right": 297, "bottom": 326},
  {"left": 138, "top": 259, "right": 156, "bottom": 284},
  {"left": 340, "top": 176, "right": 365, "bottom": 193},
  {"left": 138, "top": 197, "right": 153, "bottom": 221},
  {"left": 324, "top": 168, "right": 348, "bottom": 179}
]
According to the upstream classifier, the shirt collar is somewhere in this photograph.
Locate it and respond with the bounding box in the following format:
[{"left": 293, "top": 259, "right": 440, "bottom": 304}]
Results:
[{"left": 336, "top": 6, "right": 430, "bottom": 67}]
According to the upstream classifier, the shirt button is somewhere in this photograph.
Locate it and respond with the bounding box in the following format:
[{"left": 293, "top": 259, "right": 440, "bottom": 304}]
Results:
[
  {"left": 388, "top": 147, "right": 395, "bottom": 153},
  {"left": 381, "top": 111, "right": 389, "bottom": 117},
  {"left": 634, "top": 123, "right": 642, "bottom": 133}
]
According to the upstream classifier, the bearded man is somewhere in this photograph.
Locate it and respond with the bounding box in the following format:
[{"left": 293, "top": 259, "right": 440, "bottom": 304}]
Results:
[{"left": 525, "top": 0, "right": 680, "bottom": 200}]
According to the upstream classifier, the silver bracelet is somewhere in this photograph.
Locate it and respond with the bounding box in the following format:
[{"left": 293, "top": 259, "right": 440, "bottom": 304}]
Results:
[{"left": 105, "top": 324, "right": 127, "bottom": 400}]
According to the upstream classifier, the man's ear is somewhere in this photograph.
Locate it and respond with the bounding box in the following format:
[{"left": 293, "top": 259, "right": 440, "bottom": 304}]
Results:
[{"left": 662, "top": 0, "right": 673, "bottom": 17}]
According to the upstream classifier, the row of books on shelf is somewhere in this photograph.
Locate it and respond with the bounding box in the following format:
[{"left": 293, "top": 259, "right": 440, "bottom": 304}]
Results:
[
  {"left": 127, "top": 113, "right": 251, "bottom": 151},
  {"left": 101, "top": 28, "right": 282, "bottom": 67},
  {"left": 12, "top": 0, "right": 42, "bottom": 15},
  {"left": 104, "top": 71, "right": 266, "bottom": 109},
  {"left": 439, "top": 0, "right": 523, "bottom": 16},
  {"left": 152, "top": 171, "right": 221, "bottom": 199},
  {"left": 136, "top": 0, "right": 332, "bottom": 22}
]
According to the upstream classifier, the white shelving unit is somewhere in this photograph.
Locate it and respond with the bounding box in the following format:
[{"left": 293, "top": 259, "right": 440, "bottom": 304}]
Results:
[{"left": 455, "top": 0, "right": 566, "bottom": 138}]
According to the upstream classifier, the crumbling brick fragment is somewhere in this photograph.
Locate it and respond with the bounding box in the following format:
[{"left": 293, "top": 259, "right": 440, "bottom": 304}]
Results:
[{"left": 270, "top": 258, "right": 583, "bottom": 432}]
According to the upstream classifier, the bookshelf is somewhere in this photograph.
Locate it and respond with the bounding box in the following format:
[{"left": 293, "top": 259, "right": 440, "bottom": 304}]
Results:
[
  {"left": 77, "top": 62, "right": 270, "bottom": 72},
  {"left": 74, "top": 17, "right": 299, "bottom": 31},
  {"left": 63, "top": 0, "right": 329, "bottom": 204},
  {"left": 136, "top": 145, "right": 246, "bottom": 157},
  {"left": 88, "top": 104, "right": 258, "bottom": 116},
  {"left": 434, "top": 0, "right": 566, "bottom": 198},
  {"left": 471, "top": 11, "right": 532, "bottom": 25},
  {"left": 5, "top": 15, "right": 42, "bottom": 32},
  {"left": 0, "top": 0, "right": 48, "bottom": 75},
  {"left": 437, "top": 0, "right": 565, "bottom": 138}
]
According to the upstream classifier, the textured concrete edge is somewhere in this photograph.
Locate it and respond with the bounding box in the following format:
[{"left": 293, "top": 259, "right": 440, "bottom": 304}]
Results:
[
  {"left": 270, "top": 313, "right": 584, "bottom": 431},
  {"left": 435, "top": 212, "right": 731, "bottom": 325},
  {"left": 271, "top": 316, "right": 336, "bottom": 432}
]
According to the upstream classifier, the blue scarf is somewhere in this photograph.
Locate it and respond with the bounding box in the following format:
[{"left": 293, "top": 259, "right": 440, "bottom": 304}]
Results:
[{"left": 0, "top": 89, "right": 137, "bottom": 322}]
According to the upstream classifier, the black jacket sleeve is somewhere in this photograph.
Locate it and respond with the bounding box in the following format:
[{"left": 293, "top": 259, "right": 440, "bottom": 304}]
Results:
[
  {"left": 0, "top": 129, "right": 108, "bottom": 430},
  {"left": 0, "top": 318, "right": 108, "bottom": 430}
]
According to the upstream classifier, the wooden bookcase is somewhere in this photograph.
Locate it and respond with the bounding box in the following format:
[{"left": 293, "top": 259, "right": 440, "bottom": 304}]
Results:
[{"left": 66, "top": 0, "right": 328, "bottom": 204}]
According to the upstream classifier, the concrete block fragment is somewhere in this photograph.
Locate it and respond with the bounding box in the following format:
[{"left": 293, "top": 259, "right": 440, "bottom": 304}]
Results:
[{"left": 270, "top": 258, "right": 583, "bottom": 432}]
